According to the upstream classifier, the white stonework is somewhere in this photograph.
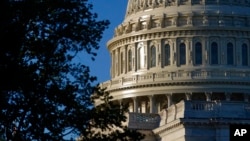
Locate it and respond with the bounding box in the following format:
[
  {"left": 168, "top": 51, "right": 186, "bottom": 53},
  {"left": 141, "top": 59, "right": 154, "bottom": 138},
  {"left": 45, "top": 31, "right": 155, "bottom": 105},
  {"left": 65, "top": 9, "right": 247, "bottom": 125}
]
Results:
[{"left": 100, "top": 0, "right": 250, "bottom": 140}]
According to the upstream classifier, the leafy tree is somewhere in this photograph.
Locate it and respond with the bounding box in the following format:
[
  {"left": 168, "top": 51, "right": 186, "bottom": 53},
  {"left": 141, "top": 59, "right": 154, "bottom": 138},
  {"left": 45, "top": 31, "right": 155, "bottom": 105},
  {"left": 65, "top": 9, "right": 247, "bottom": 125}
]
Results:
[
  {"left": 0, "top": 0, "right": 143, "bottom": 140},
  {"left": 77, "top": 88, "right": 144, "bottom": 141}
]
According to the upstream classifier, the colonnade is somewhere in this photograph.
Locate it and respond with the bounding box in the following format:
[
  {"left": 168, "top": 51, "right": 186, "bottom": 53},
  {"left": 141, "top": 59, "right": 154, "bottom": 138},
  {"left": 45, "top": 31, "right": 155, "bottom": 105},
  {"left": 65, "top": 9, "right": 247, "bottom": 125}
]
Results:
[{"left": 118, "top": 92, "right": 250, "bottom": 114}]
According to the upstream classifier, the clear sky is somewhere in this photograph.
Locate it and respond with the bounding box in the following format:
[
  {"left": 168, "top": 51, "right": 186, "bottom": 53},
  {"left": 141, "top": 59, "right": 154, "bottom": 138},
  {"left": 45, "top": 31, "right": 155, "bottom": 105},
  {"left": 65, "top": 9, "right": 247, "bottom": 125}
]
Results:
[{"left": 85, "top": 0, "right": 128, "bottom": 84}]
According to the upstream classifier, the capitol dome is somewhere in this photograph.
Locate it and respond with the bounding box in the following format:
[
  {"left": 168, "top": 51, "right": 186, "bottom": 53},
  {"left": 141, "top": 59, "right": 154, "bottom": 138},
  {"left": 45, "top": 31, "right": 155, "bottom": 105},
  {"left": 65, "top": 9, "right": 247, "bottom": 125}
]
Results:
[{"left": 100, "top": 0, "right": 250, "bottom": 140}]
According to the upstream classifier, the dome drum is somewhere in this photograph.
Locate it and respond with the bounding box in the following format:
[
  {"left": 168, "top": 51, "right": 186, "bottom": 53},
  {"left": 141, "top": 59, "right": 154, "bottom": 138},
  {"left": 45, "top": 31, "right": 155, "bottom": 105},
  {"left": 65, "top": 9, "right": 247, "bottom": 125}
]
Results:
[
  {"left": 126, "top": 0, "right": 250, "bottom": 19},
  {"left": 99, "top": 1, "right": 250, "bottom": 140},
  {"left": 109, "top": 35, "right": 250, "bottom": 79}
]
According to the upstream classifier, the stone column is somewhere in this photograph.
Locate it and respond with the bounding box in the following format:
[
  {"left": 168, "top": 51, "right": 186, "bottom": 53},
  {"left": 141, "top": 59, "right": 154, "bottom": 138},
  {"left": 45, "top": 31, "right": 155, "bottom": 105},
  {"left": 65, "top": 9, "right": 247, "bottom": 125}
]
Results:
[
  {"left": 124, "top": 46, "right": 128, "bottom": 73},
  {"left": 156, "top": 39, "right": 161, "bottom": 68},
  {"left": 120, "top": 48, "right": 125, "bottom": 74},
  {"left": 172, "top": 39, "right": 177, "bottom": 66},
  {"left": 236, "top": 38, "right": 241, "bottom": 66},
  {"left": 111, "top": 51, "right": 115, "bottom": 78},
  {"left": 133, "top": 97, "right": 138, "bottom": 113},
  {"left": 115, "top": 49, "right": 119, "bottom": 76},
  {"left": 149, "top": 95, "right": 155, "bottom": 113},
  {"left": 187, "top": 38, "right": 193, "bottom": 66},
  {"left": 205, "top": 92, "right": 212, "bottom": 101},
  {"left": 204, "top": 38, "right": 209, "bottom": 65},
  {"left": 144, "top": 41, "right": 148, "bottom": 69},
  {"left": 244, "top": 93, "right": 249, "bottom": 102},
  {"left": 166, "top": 94, "right": 172, "bottom": 107},
  {"left": 185, "top": 92, "right": 192, "bottom": 100},
  {"left": 132, "top": 43, "right": 136, "bottom": 71},
  {"left": 118, "top": 99, "right": 123, "bottom": 110},
  {"left": 225, "top": 92, "right": 231, "bottom": 101}
]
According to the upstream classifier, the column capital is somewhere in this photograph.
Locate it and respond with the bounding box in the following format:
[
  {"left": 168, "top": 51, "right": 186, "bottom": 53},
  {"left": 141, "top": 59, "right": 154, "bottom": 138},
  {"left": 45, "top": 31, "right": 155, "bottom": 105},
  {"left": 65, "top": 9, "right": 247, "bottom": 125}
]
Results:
[
  {"left": 148, "top": 95, "right": 155, "bottom": 99},
  {"left": 132, "top": 96, "right": 137, "bottom": 100},
  {"left": 165, "top": 93, "right": 173, "bottom": 97}
]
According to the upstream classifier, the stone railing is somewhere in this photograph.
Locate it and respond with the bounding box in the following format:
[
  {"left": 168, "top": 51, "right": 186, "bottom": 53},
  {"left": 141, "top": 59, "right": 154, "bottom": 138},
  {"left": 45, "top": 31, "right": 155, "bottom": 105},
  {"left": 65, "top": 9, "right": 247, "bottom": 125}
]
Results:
[
  {"left": 100, "top": 70, "right": 250, "bottom": 90},
  {"left": 164, "top": 100, "right": 250, "bottom": 124},
  {"left": 128, "top": 101, "right": 250, "bottom": 129},
  {"left": 128, "top": 113, "right": 161, "bottom": 130}
]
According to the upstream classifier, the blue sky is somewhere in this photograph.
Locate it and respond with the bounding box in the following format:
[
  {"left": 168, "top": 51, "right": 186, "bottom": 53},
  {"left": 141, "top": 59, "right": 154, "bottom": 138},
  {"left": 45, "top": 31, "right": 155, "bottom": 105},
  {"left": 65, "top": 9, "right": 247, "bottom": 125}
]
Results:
[
  {"left": 65, "top": 2, "right": 128, "bottom": 139},
  {"left": 85, "top": 0, "right": 127, "bottom": 84}
]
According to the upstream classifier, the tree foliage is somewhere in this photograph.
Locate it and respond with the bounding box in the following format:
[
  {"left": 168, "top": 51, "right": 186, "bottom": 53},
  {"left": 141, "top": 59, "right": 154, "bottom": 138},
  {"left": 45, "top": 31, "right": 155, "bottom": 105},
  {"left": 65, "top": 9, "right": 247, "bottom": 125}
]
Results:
[
  {"left": 77, "top": 88, "right": 144, "bottom": 141},
  {"left": 0, "top": 0, "right": 143, "bottom": 140}
]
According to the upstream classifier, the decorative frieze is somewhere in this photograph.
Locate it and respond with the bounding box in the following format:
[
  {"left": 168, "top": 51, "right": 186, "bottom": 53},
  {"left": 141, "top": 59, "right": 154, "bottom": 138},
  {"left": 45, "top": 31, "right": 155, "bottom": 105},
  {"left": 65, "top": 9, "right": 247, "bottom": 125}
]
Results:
[
  {"left": 126, "top": 0, "right": 250, "bottom": 18},
  {"left": 115, "top": 13, "right": 250, "bottom": 38}
]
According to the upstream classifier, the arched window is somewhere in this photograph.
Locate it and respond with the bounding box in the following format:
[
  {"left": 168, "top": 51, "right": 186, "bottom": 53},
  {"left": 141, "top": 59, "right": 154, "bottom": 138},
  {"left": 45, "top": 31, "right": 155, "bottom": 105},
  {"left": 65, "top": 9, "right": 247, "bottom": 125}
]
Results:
[
  {"left": 179, "top": 43, "right": 186, "bottom": 65},
  {"left": 128, "top": 49, "right": 132, "bottom": 71},
  {"left": 242, "top": 43, "right": 248, "bottom": 66},
  {"left": 227, "top": 42, "right": 234, "bottom": 65},
  {"left": 195, "top": 42, "right": 202, "bottom": 65},
  {"left": 138, "top": 47, "right": 144, "bottom": 69},
  {"left": 150, "top": 45, "right": 156, "bottom": 68},
  {"left": 120, "top": 52, "right": 123, "bottom": 73},
  {"left": 164, "top": 44, "right": 170, "bottom": 66},
  {"left": 211, "top": 42, "right": 218, "bottom": 65}
]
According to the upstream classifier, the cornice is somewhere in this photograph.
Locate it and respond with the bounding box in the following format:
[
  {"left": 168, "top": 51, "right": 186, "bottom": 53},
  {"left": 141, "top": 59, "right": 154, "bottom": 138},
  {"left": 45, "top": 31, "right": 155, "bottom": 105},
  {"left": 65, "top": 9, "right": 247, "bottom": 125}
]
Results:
[
  {"left": 107, "top": 28, "right": 250, "bottom": 50},
  {"left": 101, "top": 69, "right": 250, "bottom": 94},
  {"left": 105, "top": 80, "right": 250, "bottom": 93}
]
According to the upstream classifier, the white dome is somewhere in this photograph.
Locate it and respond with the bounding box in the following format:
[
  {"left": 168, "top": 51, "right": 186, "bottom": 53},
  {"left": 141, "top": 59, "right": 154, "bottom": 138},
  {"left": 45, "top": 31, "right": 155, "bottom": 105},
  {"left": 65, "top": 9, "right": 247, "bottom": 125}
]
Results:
[{"left": 100, "top": 1, "right": 250, "bottom": 140}]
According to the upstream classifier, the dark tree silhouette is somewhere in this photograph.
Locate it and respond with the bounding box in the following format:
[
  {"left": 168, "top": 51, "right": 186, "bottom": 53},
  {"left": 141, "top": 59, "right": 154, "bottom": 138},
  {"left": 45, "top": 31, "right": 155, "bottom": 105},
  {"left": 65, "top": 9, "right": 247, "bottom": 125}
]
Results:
[{"left": 0, "top": 0, "right": 143, "bottom": 140}]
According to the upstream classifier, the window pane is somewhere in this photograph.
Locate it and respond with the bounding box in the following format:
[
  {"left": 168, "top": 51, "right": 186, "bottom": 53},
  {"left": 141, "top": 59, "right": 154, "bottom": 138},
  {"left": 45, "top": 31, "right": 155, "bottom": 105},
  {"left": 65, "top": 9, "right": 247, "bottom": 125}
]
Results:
[
  {"left": 165, "top": 44, "right": 170, "bottom": 66},
  {"left": 180, "top": 43, "right": 186, "bottom": 65},
  {"left": 242, "top": 44, "right": 248, "bottom": 66},
  {"left": 195, "top": 42, "right": 202, "bottom": 65},
  {"left": 211, "top": 42, "right": 218, "bottom": 65},
  {"left": 227, "top": 43, "right": 234, "bottom": 65},
  {"left": 150, "top": 46, "right": 156, "bottom": 68}
]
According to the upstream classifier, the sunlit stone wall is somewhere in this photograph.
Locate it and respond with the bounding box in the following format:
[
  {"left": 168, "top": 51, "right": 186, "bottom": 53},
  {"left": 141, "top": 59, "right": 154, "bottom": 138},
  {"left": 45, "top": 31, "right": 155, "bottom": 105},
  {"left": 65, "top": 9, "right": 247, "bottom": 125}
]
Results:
[{"left": 98, "top": 0, "right": 250, "bottom": 112}]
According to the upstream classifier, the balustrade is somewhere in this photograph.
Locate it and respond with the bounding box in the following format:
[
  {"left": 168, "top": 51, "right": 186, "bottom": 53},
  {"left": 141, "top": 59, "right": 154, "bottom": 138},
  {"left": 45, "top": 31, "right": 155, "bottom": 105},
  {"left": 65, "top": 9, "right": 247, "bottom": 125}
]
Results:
[
  {"left": 128, "top": 113, "right": 160, "bottom": 129},
  {"left": 100, "top": 70, "right": 250, "bottom": 89},
  {"left": 164, "top": 100, "right": 250, "bottom": 124},
  {"left": 128, "top": 101, "right": 250, "bottom": 128}
]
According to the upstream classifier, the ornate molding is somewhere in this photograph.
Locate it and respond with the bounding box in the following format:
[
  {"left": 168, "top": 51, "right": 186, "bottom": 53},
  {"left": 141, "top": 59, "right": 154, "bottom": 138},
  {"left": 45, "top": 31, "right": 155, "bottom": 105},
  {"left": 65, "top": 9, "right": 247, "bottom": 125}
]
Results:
[
  {"left": 100, "top": 69, "right": 250, "bottom": 93},
  {"left": 126, "top": 0, "right": 250, "bottom": 17},
  {"left": 109, "top": 29, "right": 250, "bottom": 50}
]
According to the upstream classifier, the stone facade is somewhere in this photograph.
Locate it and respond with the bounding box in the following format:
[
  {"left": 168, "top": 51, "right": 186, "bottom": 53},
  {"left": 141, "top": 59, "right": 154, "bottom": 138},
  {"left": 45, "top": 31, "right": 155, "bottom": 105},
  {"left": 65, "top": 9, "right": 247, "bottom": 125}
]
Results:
[{"left": 99, "top": 0, "right": 250, "bottom": 140}]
